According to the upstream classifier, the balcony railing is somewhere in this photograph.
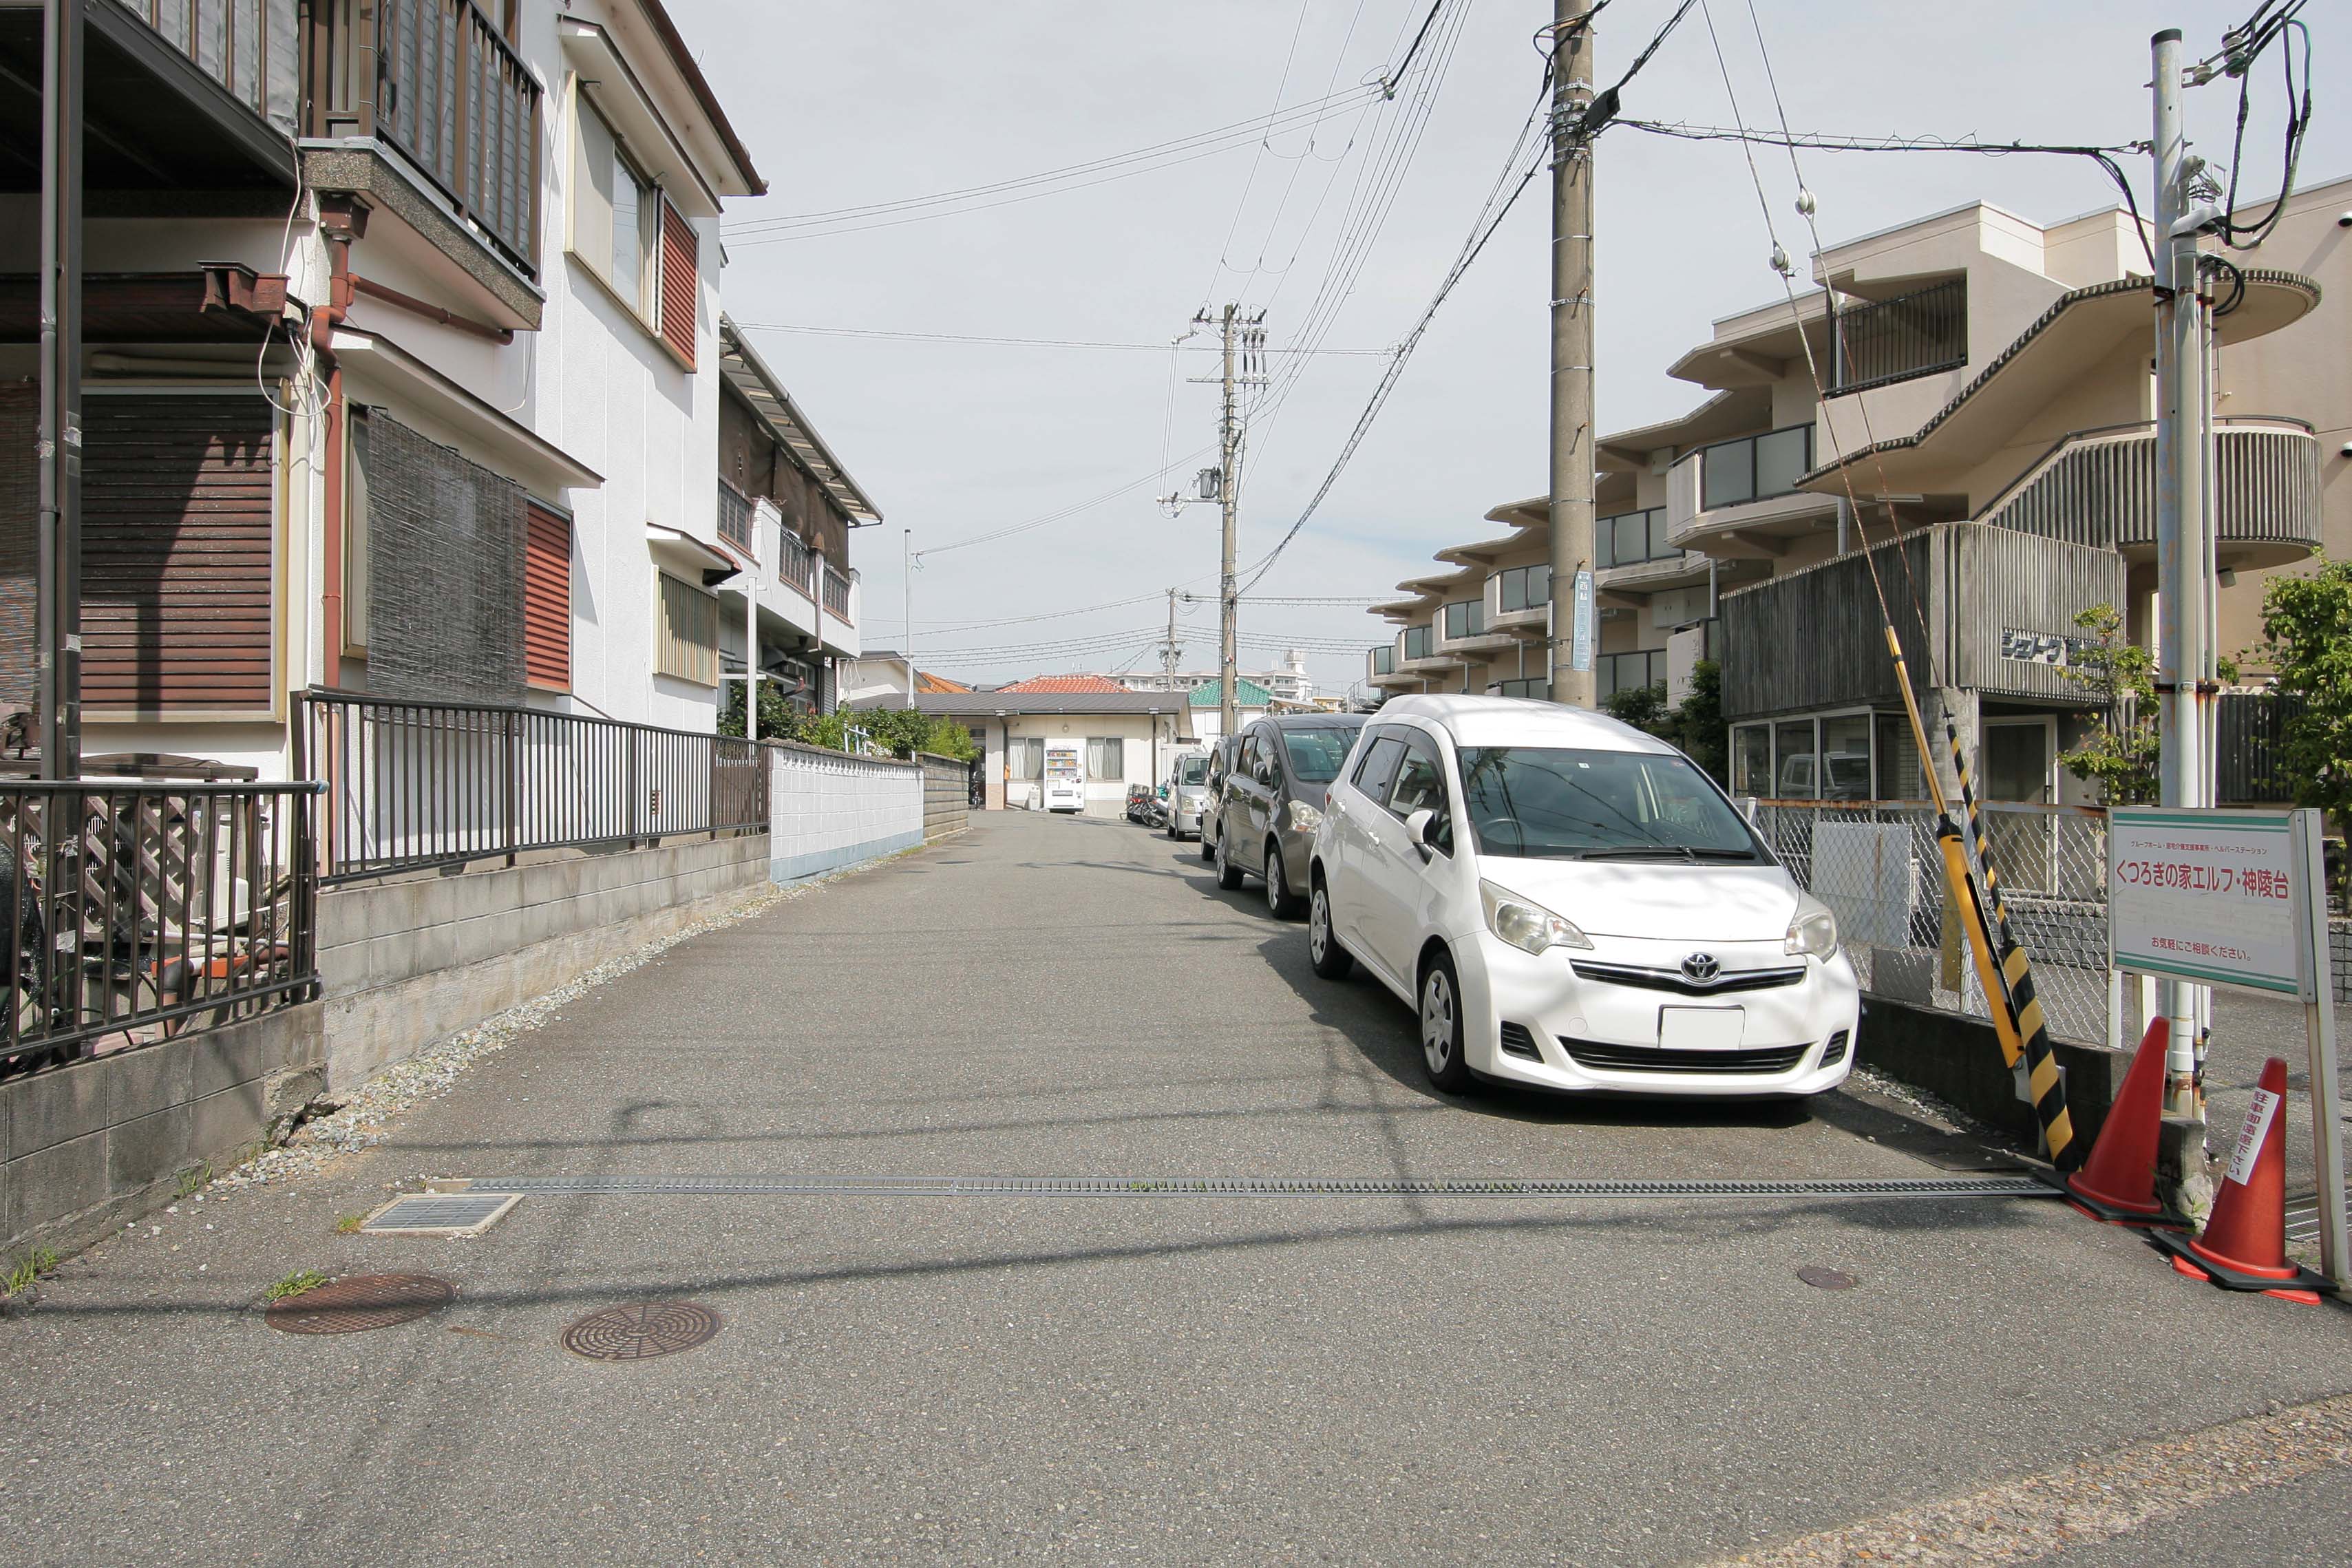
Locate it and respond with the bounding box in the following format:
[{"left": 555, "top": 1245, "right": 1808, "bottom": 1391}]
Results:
[
  {"left": 778, "top": 530, "right": 814, "bottom": 597},
  {"left": 297, "top": 688, "right": 767, "bottom": 883},
  {"left": 118, "top": 0, "right": 302, "bottom": 131},
  {"left": 1401, "top": 624, "right": 1434, "bottom": 663},
  {"left": 1596, "top": 507, "right": 1673, "bottom": 569},
  {"left": 1694, "top": 425, "right": 1814, "bottom": 511},
  {"left": 1830, "top": 278, "right": 1967, "bottom": 396},
  {"left": 1368, "top": 645, "right": 1394, "bottom": 677},
  {"left": 0, "top": 779, "right": 319, "bottom": 1082},
  {"left": 1492, "top": 562, "right": 1551, "bottom": 617},
  {"left": 1440, "top": 597, "right": 1487, "bottom": 643},
  {"left": 1977, "top": 419, "right": 2322, "bottom": 562},
  {"left": 718, "top": 478, "right": 753, "bottom": 555},
  {"left": 822, "top": 566, "right": 852, "bottom": 621},
  {"left": 303, "top": 0, "right": 542, "bottom": 275}
]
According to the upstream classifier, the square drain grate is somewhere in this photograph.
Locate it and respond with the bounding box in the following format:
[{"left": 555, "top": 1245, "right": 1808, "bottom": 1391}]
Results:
[{"left": 359, "top": 1193, "right": 522, "bottom": 1237}]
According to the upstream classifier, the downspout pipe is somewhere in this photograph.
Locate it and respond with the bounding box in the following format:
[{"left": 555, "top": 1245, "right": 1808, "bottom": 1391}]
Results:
[{"left": 313, "top": 196, "right": 367, "bottom": 694}]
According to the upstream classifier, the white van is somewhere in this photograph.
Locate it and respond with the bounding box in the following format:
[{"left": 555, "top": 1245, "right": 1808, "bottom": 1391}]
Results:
[{"left": 1306, "top": 695, "right": 1859, "bottom": 1098}]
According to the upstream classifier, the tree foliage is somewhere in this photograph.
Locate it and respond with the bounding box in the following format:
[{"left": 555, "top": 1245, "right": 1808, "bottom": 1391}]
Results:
[
  {"left": 2260, "top": 557, "right": 2352, "bottom": 889},
  {"left": 1600, "top": 660, "right": 1728, "bottom": 786},
  {"left": 719, "top": 685, "right": 976, "bottom": 762},
  {"left": 2056, "top": 603, "right": 2161, "bottom": 805}
]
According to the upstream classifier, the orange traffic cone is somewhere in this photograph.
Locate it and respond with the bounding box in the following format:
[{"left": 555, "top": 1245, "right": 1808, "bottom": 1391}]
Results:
[
  {"left": 2154, "top": 1057, "right": 2333, "bottom": 1302},
  {"left": 2063, "top": 1018, "right": 2177, "bottom": 1225}
]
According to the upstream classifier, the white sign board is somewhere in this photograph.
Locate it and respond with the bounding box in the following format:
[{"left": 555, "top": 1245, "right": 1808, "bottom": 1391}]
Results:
[
  {"left": 1569, "top": 570, "right": 1595, "bottom": 673},
  {"left": 2106, "top": 808, "right": 2299, "bottom": 996}
]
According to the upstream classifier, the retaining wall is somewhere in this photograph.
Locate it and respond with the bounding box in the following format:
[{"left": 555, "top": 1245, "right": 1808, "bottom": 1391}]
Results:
[
  {"left": 318, "top": 832, "right": 772, "bottom": 1086},
  {"left": 918, "top": 752, "right": 970, "bottom": 841},
  {"left": 770, "top": 743, "right": 924, "bottom": 880},
  {"left": 2, "top": 1003, "right": 326, "bottom": 1257}
]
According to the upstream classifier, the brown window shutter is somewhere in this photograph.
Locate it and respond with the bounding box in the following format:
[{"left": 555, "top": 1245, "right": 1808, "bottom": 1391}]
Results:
[
  {"left": 659, "top": 199, "right": 697, "bottom": 368},
  {"left": 82, "top": 395, "right": 275, "bottom": 715},
  {"left": 523, "top": 500, "right": 572, "bottom": 691}
]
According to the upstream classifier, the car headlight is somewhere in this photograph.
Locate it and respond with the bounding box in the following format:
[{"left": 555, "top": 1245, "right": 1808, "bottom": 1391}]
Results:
[
  {"left": 1784, "top": 893, "right": 1839, "bottom": 958},
  {"left": 1286, "top": 799, "right": 1324, "bottom": 832},
  {"left": 1480, "top": 879, "right": 1592, "bottom": 955}
]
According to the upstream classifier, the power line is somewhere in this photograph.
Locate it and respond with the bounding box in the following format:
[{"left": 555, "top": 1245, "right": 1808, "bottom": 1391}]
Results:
[
  {"left": 915, "top": 447, "right": 1214, "bottom": 558},
  {"left": 731, "top": 322, "right": 1389, "bottom": 355}
]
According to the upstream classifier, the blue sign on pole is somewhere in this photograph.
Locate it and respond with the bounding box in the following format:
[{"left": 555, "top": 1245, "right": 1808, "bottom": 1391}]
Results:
[{"left": 1569, "top": 569, "right": 1595, "bottom": 672}]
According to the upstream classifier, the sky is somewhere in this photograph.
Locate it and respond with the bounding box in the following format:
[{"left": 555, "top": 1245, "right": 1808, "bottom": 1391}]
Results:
[{"left": 679, "top": 1, "right": 2346, "bottom": 698}]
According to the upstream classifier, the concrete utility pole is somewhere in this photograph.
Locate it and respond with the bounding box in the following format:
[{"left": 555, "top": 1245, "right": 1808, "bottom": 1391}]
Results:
[
  {"left": 903, "top": 527, "right": 916, "bottom": 702},
  {"left": 2152, "top": 26, "right": 2212, "bottom": 1119},
  {"left": 1546, "top": 0, "right": 1597, "bottom": 709},
  {"left": 38, "top": 0, "right": 84, "bottom": 778},
  {"left": 1217, "top": 303, "right": 1242, "bottom": 741},
  {"left": 1161, "top": 586, "right": 1181, "bottom": 690}
]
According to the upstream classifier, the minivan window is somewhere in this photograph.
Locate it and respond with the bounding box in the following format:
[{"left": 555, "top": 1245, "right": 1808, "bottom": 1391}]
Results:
[
  {"left": 1353, "top": 737, "right": 1406, "bottom": 803},
  {"left": 1388, "top": 745, "right": 1445, "bottom": 819},
  {"left": 1455, "top": 747, "right": 1763, "bottom": 861},
  {"left": 1281, "top": 729, "right": 1355, "bottom": 784},
  {"left": 1176, "top": 756, "right": 1209, "bottom": 786}
]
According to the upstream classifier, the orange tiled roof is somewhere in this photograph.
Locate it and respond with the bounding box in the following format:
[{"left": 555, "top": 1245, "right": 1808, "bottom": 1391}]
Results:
[
  {"left": 995, "top": 674, "right": 1130, "bottom": 695},
  {"left": 915, "top": 670, "right": 973, "bottom": 694}
]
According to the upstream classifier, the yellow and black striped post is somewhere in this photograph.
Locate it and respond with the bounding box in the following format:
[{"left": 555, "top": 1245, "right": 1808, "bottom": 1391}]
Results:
[{"left": 1943, "top": 721, "right": 2076, "bottom": 1168}]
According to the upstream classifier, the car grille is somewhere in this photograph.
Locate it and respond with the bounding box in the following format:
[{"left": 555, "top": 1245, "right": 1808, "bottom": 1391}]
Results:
[
  {"left": 1560, "top": 1039, "right": 1812, "bottom": 1075},
  {"left": 1571, "top": 960, "right": 1806, "bottom": 996},
  {"left": 1498, "top": 1021, "right": 1542, "bottom": 1061}
]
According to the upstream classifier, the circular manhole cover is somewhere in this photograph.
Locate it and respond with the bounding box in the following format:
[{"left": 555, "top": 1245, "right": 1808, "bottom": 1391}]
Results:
[
  {"left": 265, "top": 1273, "right": 456, "bottom": 1335},
  {"left": 560, "top": 1300, "right": 721, "bottom": 1362},
  {"left": 1796, "top": 1266, "right": 1859, "bottom": 1291}
]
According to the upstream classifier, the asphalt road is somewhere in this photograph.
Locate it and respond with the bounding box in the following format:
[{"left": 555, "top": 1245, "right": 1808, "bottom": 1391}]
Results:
[{"left": 4, "top": 811, "right": 2347, "bottom": 1566}]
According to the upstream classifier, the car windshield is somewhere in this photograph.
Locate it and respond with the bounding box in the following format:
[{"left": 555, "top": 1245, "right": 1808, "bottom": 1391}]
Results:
[
  {"left": 1282, "top": 729, "right": 1356, "bottom": 784},
  {"left": 1455, "top": 747, "right": 1765, "bottom": 861},
  {"left": 1176, "top": 756, "right": 1208, "bottom": 786}
]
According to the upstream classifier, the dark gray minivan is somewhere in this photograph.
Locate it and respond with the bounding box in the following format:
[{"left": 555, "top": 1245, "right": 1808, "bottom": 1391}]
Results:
[{"left": 1214, "top": 714, "right": 1368, "bottom": 918}]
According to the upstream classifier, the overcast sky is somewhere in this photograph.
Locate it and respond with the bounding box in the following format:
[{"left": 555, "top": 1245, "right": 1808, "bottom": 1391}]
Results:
[{"left": 683, "top": 1, "right": 2346, "bottom": 696}]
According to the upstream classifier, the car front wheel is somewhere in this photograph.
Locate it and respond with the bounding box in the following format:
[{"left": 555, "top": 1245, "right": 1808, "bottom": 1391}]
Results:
[
  {"left": 1199, "top": 816, "right": 1216, "bottom": 860},
  {"left": 1264, "top": 841, "right": 1302, "bottom": 918},
  {"left": 1419, "top": 950, "right": 1472, "bottom": 1094},
  {"left": 1309, "top": 880, "right": 1354, "bottom": 980},
  {"left": 1216, "top": 827, "right": 1245, "bottom": 890}
]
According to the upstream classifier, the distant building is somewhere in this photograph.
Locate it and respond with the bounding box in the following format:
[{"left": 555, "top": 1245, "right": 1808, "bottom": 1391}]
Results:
[
  {"left": 845, "top": 689, "right": 1191, "bottom": 815},
  {"left": 1186, "top": 678, "right": 1274, "bottom": 744},
  {"left": 838, "top": 653, "right": 972, "bottom": 706},
  {"left": 1106, "top": 649, "right": 1314, "bottom": 703}
]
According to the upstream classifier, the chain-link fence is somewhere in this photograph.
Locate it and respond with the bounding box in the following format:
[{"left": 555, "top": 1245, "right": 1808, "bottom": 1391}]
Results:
[{"left": 1750, "top": 799, "right": 2115, "bottom": 1046}]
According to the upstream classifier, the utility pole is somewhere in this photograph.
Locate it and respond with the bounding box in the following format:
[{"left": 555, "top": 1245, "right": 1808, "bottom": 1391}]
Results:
[
  {"left": 2152, "top": 26, "right": 2212, "bottom": 1119},
  {"left": 1216, "top": 304, "right": 1242, "bottom": 740},
  {"left": 1161, "top": 586, "right": 1181, "bottom": 690},
  {"left": 38, "top": 0, "right": 84, "bottom": 779},
  {"left": 903, "top": 527, "right": 915, "bottom": 702},
  {"left": 1546, "top": 0, "right": 1597, "bottom": 709}
]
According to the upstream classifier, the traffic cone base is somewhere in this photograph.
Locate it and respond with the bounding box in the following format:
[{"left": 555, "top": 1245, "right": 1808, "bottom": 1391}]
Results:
[
  {"left": 2148, "top": 1057, "right": 2336, "bottom": 1302},
  {"left": 2064, "top": 1018, "right": 2171, "bottom": 1221},
  {"left": 2153, "top": 1229, "right": 2335, "bottom": 1300}
]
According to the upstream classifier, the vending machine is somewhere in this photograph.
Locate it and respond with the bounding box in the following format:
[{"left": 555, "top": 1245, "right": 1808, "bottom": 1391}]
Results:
[{"left": 1041, "top": 739, "right": 1086, "bottom": 812}]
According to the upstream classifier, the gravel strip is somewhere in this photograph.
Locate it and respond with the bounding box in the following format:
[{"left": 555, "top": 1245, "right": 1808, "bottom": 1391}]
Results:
[
  {"left": 1699, "top": 1390, "right": 2352, "bottom": 1566},
  {"left": 202, "top": 869, "right": 862, "bottom": 1195},
  {"left": 1845, "top": 1061, "right": 1991, "bottom": 1138}
]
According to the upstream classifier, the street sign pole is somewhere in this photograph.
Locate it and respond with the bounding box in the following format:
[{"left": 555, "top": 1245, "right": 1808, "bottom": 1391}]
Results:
[{"left": 2289, "top": 809, "right": 2349, "bottom": 1288}]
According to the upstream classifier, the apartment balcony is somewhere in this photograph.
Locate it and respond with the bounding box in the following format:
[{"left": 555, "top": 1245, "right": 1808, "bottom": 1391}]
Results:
[
  {"left": 1978, "top": 417, "right": 2322, "bottom": 570},
  {"left": 1485, "top": 561, "right": 1551, "bottom": 632},
  {"left": 1828, "top": 277, "right": 1966, "bottom": 396},
  {"left": 1666, "top": 424, "right": 1837, "bottom": 558},
  {"left": 0, "top": 1, "right": 300, "bottom": 200},
  {"left": 1433, "top": 597, "right": 1521, "bottom": 659},
  {"left": 301, "top": 0, "right": 546, "bottom": 328},
  {"left": 1395, "top": 624, "right": 1456, "bottom": 677},
  {"left": 1364, "top": 644, "right": 1417, "bottom": 691},
  {"left": 1591, "top": 506, "right": 1715, "bottom": 597}
]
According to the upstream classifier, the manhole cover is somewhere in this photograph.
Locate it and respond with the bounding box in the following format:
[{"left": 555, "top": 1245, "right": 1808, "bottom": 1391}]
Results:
[
  {"left": 560, "top": 1300, "right": 721, "bottom": 1362},
  {"left": 265, "top": 1273, "right": 456, "bottom": 1334},
  {"left": 1796, "top": 1266, "right": 1859, "bottom": 1291}
]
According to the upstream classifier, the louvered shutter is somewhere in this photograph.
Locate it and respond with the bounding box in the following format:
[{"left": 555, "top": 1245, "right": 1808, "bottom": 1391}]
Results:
[
  {"left": 83, "top": 394, "right": 275, "bottom": 715},
  {"left": 0, "top": 384, "right": 35, "bottom": 712},
  {"left": 522, "top": 500, "right": 571, "bottom": 691},
  {"left": 658, "top": 198, "right": 697, "bottom": 368}
]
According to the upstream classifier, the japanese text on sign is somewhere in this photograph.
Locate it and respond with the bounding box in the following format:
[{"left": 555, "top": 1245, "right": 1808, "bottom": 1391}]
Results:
[{"left": 2107, "top": 809, "right": 2300, "bottom": 996}]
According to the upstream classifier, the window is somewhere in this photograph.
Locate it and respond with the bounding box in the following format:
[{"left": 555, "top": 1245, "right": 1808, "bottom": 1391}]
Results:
[
  {"left": 655, "top": 573, "right": 720, "bottom": 686},
  {"left": 1388, "top": 743, "right": 1445, "bottom": 819},
  {"left": 523, "top": 500, "right": 572, "bottom": 691},
  {"left": 1353, "top": 735, "right": 1407, "bottom": 803},
  {"left": 1774, "top": 718, "right": 1819, "bottom": 798},
  {"left": 1282, "top": 728, "right": 1355, "bottom": 783},
  {"left": 1821, "top": 712, "right": 1873, "bottom": 801},
  {"left": 1443, "top": 599, "right": 1485, "bottom": 641},
  {"left": 1875, "top": 712, "right": 1924, "bottom": 800},
  {"left": 1597, "top": 650, "right": 1666, "bottom": 700},
  {"left": 1176, "top": 754, "right": 1209, "bottom": 786},
  {"left": 1699, "top": 425, "right": 1814, "bottom": 510},
  {"left": 1370, "top": 646, "right": 1394, "bottom": 675},
  {"left": 1495, "top": 562, "right": 1551, "bottom": 613},
  {"left": 1732, "top": 723, "right": 1771, "bottom": 796},
  {"left": 1085, "top": 736, "right": 1124, "bottom": 780},
  {"left": 1598, "top": 509, "right": 1674, "bottom": 569},
  {"left": 1008, "top": 737, "right": 1043, "bottom": 780},
  {"left": 573, "top": 95, "right": 662, "bottom": 323},
  {"left": 1456, "top": 748, "right": 1763, "bottom": 861},
  {"left": 1402, "top": 624, "right": 1433, "bottom": 661},
  {"left": 1492, "top": 678, "right": 1547, "bottom": 699}
]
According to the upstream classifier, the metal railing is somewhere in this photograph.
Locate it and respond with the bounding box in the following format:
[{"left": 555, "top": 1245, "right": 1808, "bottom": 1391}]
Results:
[
  {"left": 0, "top": 780, "right": 319, "bottom": 1082},
  {"left": 118, "top": 0, "right": 302, "bottom": 131},
  {"left": 779, "top": 530, "right": 814, "bottom": 597},
  {"left": 823, "top": 566, "right": 852, "bottom": 621},
  {"left": 1688, "top": 424, "right": 1816, "bottom": 511},
  {"left": 718, "top": 478, "right": 754, "bottom": 555},
  {"left": 302, "top": 0, "right": 542, "bottom": 274},
  {"left": 297, "top": 688, "right": 767, "bottom": 883},
  {"left": 1830, "top": 278, "right": 1967, "bottom": 395},
  {"left": 1750, "top": 798, "right": 2112, "bottom": 1044}
]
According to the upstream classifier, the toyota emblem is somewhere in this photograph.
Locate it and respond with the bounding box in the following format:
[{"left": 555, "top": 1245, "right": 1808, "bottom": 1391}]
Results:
[{"left": 1680, "top": 953, "right": 1721, "bottom": 985}]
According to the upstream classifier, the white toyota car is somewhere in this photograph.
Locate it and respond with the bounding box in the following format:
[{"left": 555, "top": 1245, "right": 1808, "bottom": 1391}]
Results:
[{"left": 1306, "top": 695, "right": 1859, "bottom": 1098}]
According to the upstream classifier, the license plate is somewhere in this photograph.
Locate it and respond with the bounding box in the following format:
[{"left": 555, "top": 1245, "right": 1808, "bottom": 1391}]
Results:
[{"left": 1658, "top": 1007, "right": 1745, "bottom": 1051}]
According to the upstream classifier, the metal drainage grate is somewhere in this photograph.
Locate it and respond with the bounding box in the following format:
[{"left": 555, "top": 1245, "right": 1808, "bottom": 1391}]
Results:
[
  {"left": 467, "top": 1174, "right": 2057, "bottom": 1200},
  {"left": 560, "top": 1301, "right": 722, "bottom": 1362},
  {"left": 359, "top": 1194, "right": 523, "bottom": 1236},
  {"left": 266, "top": 1273, "right": 456, "bottom": 1335}
]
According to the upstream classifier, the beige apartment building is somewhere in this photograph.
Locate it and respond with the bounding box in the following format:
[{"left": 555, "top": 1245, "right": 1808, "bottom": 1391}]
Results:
[{"left": 1368, "top": 174, "right": 2350, "bottom": 811}]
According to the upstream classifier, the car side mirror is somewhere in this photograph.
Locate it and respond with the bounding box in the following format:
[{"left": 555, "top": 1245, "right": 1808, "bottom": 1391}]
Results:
[{"left": 1404, "top": 807, "right": 1438, "bottom": 860}]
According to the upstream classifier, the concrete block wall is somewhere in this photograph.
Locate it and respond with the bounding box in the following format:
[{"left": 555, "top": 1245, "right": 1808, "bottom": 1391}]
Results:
[
  {"left": 1, "top": 1004, "right": 326, "bottom": 1256},
  {"left": 918, "top": 752, "right": 969, "bottom": 841},
  {"left": 318, "top": 831, "right": 770, "bottom": 1086},
  {"left": 770, "top": 743, "right": 924, "bottom": 880}
]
